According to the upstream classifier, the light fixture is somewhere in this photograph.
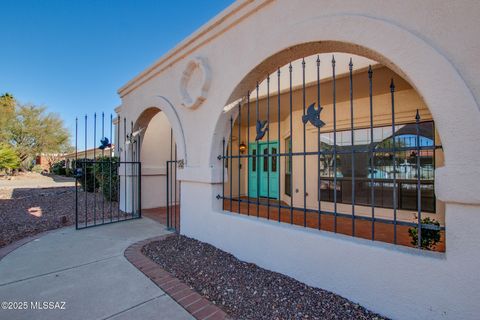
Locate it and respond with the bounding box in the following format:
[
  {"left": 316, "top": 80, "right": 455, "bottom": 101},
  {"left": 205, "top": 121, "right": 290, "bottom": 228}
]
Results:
[{"left": 239, "top": 142, "right": 247, "bottom": 154}]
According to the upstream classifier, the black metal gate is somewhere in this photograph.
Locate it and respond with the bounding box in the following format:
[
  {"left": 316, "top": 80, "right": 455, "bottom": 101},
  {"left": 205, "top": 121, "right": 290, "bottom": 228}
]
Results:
[
  {"left": 166, "top": 160, "right": 180, "bottom": 231},
  {"left": 74, "top": 113, "right": 142, "bottom": 230}
]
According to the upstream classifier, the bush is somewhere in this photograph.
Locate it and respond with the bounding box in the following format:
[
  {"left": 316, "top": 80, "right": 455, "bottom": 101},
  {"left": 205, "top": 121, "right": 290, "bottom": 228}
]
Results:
[
  {"left": 94, "top": 156, "right": 119, "bottom": 201},
  {"left": 65, "top": 167, "right": 73, "bottom": 177},
  {"left": 74, "top": 158, "right": 98, "bottom": 192},
  {"left": 31, "top": 164, "right": 44, "bottom": 173},
  {"left": 0, "top": 144, "right": 20, "bottom": 173},
  {"left": 408, "top": 217, "right": 441, "bottom": 250},
  {"left": 51, "top": 160, "right": 66, "bottom": 175}
]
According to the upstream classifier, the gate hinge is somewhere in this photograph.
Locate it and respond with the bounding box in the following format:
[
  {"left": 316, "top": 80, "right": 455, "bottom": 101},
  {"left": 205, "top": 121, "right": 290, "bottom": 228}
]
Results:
[{"left": 177, "top": 159, "right": 185, "bottom": 169}]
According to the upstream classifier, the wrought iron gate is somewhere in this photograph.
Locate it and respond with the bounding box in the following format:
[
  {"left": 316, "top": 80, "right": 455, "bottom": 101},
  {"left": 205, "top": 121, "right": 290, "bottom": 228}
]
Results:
[
  {"left": 166, "top": 160, "right": 180, "bottom": 231},
  {"left": 74, "top": 113, "right": 142, "bottom": 230}
]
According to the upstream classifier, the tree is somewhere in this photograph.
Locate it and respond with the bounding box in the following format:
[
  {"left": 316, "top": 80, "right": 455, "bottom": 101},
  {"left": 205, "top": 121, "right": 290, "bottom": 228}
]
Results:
[
  {"left": 9, "top": 104, "right": 72, "bottom": 165},
  {"left": 0, "top": 93, "right": 16, "bottom": 142},
  {"left": 0, "top": 144, "right": 20, "bottom": 173}
]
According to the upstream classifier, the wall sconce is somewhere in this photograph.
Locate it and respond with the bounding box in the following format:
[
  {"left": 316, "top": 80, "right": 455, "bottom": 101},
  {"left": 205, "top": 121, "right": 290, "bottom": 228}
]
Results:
[{"left": 239, "top": 142, "right": 247, "bottom": 154}]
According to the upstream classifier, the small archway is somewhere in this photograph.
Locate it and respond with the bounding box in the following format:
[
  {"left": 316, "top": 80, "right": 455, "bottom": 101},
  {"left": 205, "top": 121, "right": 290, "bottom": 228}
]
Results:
[{"left": 121, "top": 96, "right": 186, "bottom": 231}]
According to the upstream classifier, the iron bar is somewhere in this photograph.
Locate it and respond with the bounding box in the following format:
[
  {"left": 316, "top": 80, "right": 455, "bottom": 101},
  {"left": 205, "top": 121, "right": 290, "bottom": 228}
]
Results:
[
  {"left": 84, "top": 114, "right": 87, "bottom": 228},
  {"left": 222, "top": 138, "right": 225, "bottom": 211},
  {"left": 302, "top": 58, "right": 307, "bottom": 227},
  {"left": 109, "top": 114, "right": 113, "bottom": 222},
  {"left": 101, "top": 112, "right": 105, "bottom": 223},
  {"left": 368, "top": 66, "right": 375, "bottom": 241},
  {"left": 131, "top": 121, "right": 134, "bottom": 218},
  {"left": 174, "top": 143, "right": 177, "bottom": 230},
  {"left": 75, "top": 117, "right": 78, "bottom": 229},
  {"left": 349, "top": 58, "right": 355, "bottom": 236},
  {"left": 416, "top": 109, "right": 422, "bottom": 248},
  {"left": 332, "top": 55, "right": 338, "bottom": 233},
  {"left": 117, "top": 115, "right": 120, "bottom": 221},
  {"left": 289, "top": 62, "right": 293, "bottom": 224},
  {"left": 238, "top": 102, "right": 241, "bottom": 214},
  {"left": 247, "top": 91, "right": 250, "bottom": 216},
  {"left": 316, "top": 55, "right": 321, "bottom": 230},
  {"left": 166, "top": 160, "right": 170, "bottom": 228},
  {"left": 93, "top": 113, "right": 96, "bottom": 225},
  {"left": 390, "top": 79, "right": 397, "bottom": 244},
  {"left": 230, "top": 116, "right": 233, "bottom": 213},
  {"left": 277, "top": 68, "right": 281, "bottom": 222},
  {"left": 124, "top": 117, "right": 127, "bottom": 220},
  {"left": 267, "top": 74, "right": 271, "bottom": 219},
  {"left": 256, "top": 81, "right": 260, "bottom": 218}
]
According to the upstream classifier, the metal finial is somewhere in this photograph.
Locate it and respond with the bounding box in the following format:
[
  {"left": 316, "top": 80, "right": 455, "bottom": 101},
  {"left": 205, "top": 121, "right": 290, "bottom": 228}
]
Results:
[
  {"left": 390, "top": 78, "right": 395, "bottom": 92},
  {"left": 267, "top": 74, "right": 270, "bottom": 82},
  {"left": 289, "top": 62, "right": 292, "bottom": 72},
  {"left": 368, "top": 65, "right": 373, "bottom": 79},
  {"left": 256, "top": 81, "right": 259, "bottom": 89},
  {"left": 316, "top": 55, "right": 320, "bottom": 65},
  {"left": 277, "top": 68, "right": 281, "bottom": 76},
  {"left": 415, "top": 109, "right": 420, "bottom": 121},
  {"left": 332, "top": 55, "right": 336, "bottom": 65},
  {"left": 302, "top": 58, "right": 305, "bottom": 66},
  {"left": 349, "top": 58, "right": 353, "bottom": 70}
]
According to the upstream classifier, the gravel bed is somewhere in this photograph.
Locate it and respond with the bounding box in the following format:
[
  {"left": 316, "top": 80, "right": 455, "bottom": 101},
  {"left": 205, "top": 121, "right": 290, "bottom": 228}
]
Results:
[
  {"left": 0, "top": 186, "right": 126, "bottom": 248},
  {"left": 143, "top": 235, "right": 388, "bottom": 320}
]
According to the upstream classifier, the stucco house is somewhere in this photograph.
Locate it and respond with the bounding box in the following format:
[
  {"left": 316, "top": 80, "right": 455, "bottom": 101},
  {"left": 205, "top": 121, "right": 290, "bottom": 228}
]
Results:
[{"left": 112, "top": 1, "right": 480, "bottom": 319}]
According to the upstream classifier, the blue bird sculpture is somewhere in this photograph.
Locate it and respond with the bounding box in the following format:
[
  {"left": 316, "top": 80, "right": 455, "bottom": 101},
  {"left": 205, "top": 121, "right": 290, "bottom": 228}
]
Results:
[
  {"left": 99, "top": 137, "right": 112, "bottom": 150},
  {"left": 255, "top": 120, "right": 268, "bottom": 141},
  {"left": 302, "top": 102, "right": 325, "bottom": 128}
]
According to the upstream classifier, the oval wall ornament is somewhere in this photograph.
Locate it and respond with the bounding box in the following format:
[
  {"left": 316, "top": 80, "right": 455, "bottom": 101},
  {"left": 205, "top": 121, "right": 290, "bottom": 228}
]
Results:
[{"left": 180, "top": 57, "right": 211, "bottom": 110}]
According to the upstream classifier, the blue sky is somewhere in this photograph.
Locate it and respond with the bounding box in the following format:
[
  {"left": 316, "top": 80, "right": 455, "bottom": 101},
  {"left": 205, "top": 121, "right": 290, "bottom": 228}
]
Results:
[{"left": 0, "top": 0, "right": 233, "bottom": 148}]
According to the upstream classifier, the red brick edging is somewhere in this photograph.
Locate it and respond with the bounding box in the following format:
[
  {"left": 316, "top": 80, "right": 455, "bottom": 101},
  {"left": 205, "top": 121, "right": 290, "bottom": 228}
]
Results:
[{"left": 124, "top": 235, "right": 229, "bottom": 320}]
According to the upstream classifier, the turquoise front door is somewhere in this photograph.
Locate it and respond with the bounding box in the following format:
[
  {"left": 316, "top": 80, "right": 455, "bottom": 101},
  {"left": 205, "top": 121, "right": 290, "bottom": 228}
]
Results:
[{"left": 248, "top": 141, "right": 279, "bottom": 199}]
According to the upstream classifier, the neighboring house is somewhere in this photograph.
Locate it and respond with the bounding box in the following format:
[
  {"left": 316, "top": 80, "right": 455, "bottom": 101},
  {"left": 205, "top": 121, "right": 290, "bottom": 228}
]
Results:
[
  {"left": 110, "top": 2, "right": 480, "bottom": 319},
  {"left": 35, "top": 155, "right": 50, "bottom": 172},
  {"left": 63, "top": 146, "right": 115, "bottom": 169},
  {"left": 35, "top": 153, "right": 66, "bottom": 172}
]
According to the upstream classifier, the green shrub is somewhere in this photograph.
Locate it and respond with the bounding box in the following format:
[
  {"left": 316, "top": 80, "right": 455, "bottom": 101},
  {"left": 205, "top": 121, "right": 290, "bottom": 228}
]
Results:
[
  {"left": 94, "top": 156, "right": 119, "bottom": 201},
  {"left": 408, "top": 217, "right": 441, "bottom": 250},
  {"left": 0, "top": 144, "right": 20, "bottom": 173},
  {"left": 65, "top": 167, "right": 73, "bottom": 177},
  {"left": 75, "top": 158, "right": 98, "bottom": 192},
  {"left": 31, "top": 164, "right": 44, "bottom": 173},
  {"left": 51, "top": 160, "right": 66, "bottom": 175}
]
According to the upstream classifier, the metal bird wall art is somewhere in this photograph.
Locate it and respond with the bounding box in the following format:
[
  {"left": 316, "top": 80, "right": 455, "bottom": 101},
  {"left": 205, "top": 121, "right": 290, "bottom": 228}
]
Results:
[
  {"left": 99, "top": 137, "right": 112, "bottom": 150},
  {"left": 302, "top": 102, "right": 325, "bottom": 128},
  {"left": 255, "top": 120, "right": 268, "bottom": 141}
]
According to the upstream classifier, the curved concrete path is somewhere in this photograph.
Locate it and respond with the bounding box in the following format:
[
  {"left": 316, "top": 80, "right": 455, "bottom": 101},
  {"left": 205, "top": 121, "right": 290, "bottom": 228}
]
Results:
[{"left": 0, "top": 218, "right": 193, "bottom": 320}]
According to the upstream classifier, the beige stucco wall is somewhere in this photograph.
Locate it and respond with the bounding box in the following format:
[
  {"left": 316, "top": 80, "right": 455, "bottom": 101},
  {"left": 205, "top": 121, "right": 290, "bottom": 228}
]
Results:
[{"left": 116, "top": 1, "right": 480, "bottom": 319}]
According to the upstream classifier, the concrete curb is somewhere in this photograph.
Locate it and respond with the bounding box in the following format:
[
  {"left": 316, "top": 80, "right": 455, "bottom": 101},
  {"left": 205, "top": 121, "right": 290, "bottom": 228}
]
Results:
[
  {"left": 0, "top": 228, "right": 60, "bottom": 262},
  {"left": 124, "top": 235, "right": 229, "bottom": 320}
]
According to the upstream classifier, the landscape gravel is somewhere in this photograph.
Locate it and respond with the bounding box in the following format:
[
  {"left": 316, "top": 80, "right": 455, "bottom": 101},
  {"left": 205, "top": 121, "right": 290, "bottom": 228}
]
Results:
[
  {"left": 0, "top": 175, "right": 125, "bottom": 247},
  {"left": 143, "top": 235, "right": 389, "bottom": 320}
]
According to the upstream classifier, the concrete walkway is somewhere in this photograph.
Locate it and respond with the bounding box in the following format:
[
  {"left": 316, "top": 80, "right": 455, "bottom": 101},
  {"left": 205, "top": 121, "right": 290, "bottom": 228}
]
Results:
[{"left": 0, "top": 218, "right": 193, "bottom": 320}]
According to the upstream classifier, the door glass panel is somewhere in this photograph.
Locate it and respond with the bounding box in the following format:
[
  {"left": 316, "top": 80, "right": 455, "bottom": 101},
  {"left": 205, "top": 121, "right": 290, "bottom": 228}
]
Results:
[
  {"left": 271, "top": 147, "right": 277, "bottom": 172},
  {"left": 263, "top": 148, "right": 268, "bottom": 171},
  {"left": 252, "top": 150, "right": 256, "bottom": 172}
]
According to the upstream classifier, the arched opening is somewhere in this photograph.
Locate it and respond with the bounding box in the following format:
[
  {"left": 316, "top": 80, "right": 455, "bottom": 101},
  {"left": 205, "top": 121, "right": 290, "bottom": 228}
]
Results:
[
  {"left": 219, "top": 51, "right": 445, "bottom": 251},
  {"left": 132, "top": 107, "right": 180, "bottom": 230}
]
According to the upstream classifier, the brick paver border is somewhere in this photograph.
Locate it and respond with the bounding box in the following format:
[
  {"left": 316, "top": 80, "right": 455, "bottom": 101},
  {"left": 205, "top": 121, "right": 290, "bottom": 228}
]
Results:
[{"left": 124, "top": 235, "right": 229, "bottom": 320}]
